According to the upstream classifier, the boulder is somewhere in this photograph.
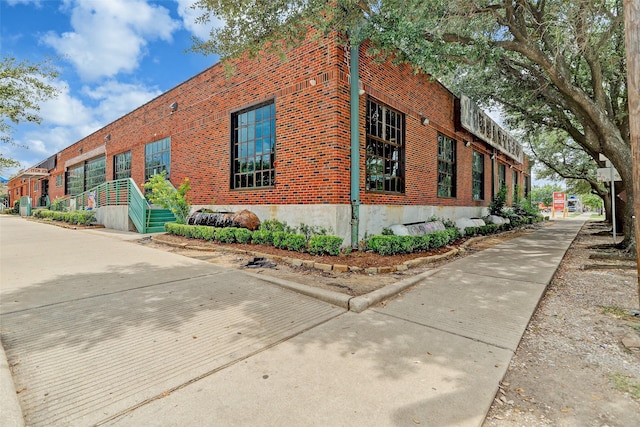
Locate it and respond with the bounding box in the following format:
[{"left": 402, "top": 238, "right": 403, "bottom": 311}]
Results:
[
  {"left": 188, "top": 209, "right": 261, "bottom": 230},
  {"left": 456, "top": 218, "right": 486, "bottom": 235},
  {"left": 388, "top": 221, "right": 446, "bottom": 236},
  {"left": 485, "top": 215, "right": 510, "bottom": 225}
]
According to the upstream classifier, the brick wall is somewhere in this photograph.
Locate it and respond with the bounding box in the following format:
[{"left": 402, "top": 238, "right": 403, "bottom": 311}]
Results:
[{"left": 9, "top": 34, "right": 529, "bottom": 221}]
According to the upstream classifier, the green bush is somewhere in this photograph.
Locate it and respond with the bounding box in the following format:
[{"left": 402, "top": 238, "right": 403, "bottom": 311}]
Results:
[
  {"left": 366, "top": 235, "right": 415, "bottom": 255},
  {"left": 234, "top": 228, "right": 253, "bottom": 244},
  {"left": 428, "top": 230, "right": 450, "bottom": 249},
  {"left": 283, "top": 233, "right": 307, "bottom": 252},
  {"left": 216, "top": 227, "right": 237, "bottom": 243},
  {"left": 251, "top": 229, "right": 274, "bottom": 245},
  {"left": 308, "top": 235, "right": 344, "bottom": 256},
  {"left": 51, "top": 197, "right": 66, "bottom": 212},
  {"left": 412, "top": 235, "right": 431, "bottom": 252},
  {"left": 143, "top": 172, "right": 191, "bottom": 224},
  {"left": 272, "top": 231, "right": 288, "bottom": 249},
  {"left": 260, "top": 219, "right": 290, "bottom": 233}
]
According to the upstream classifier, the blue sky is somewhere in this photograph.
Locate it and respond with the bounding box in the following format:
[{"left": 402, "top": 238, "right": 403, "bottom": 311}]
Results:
[{"left": 1, "top": 0, "right": 221, "bottom": 176}]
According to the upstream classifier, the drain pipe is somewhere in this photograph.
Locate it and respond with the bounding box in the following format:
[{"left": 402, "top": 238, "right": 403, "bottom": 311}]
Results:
[{"left": 349, "top": 41, "right": 361, "bottom": 248}]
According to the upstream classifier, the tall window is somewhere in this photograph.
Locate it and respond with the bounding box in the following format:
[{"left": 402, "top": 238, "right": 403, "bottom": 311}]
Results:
[
  {"left": 472, "top": 151, "right": 484, "bottom": 201},
  {"left": 437, "top": 134, "right": 456, "bottom": 197},
  {"left": 56, "top": 174, "right": 63, "bottom": 188},
  {"left": 512, "top": 169, "right": 519, "bottom": 200},
  {"left": 85, "top": 156, "right": 106, "bottom": 189},
  {"left": 145, "top": 137, "right": 171, "bottom": 180},
  {"left": 66, "top": 164, "right": 84, "bottom": 195},
  {"left": 114, "top": 151, "right": 132, "bottom": 180},
  {"left": 365, "top": 99, "right": 405, "bottom": 193},
  {"left": 498, "top": 163, "right": 506, "bottom": 189},
  {"left": 232, "top": 102, "right": 275, "bottom": 189},
  {"left": 524, "top": 175, "right": 530, "bottom": 199}
]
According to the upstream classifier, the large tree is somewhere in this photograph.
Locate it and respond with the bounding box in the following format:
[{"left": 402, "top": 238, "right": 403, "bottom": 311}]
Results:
[
  {"left": 193, "top": 0, "right": 635, "bottom": 250},
  {"left": 1, "top": 57, "right": 59, "bottom": 168}
]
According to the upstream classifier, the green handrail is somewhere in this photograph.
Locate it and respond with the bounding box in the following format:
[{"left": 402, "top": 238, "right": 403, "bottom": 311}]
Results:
[{"left": 66, "top": 178, "right": 150, "bottom": 233}]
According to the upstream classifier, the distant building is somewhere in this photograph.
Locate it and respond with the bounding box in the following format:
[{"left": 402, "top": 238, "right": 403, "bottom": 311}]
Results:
[{"left": 8, "top": 35, "right": 530, "bottom": 244}]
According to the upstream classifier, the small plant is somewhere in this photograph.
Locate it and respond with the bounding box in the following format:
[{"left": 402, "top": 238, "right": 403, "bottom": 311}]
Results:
[
  {"left": 489, "top": 184, "right": 508, "bottom": 216},
  {"left": 260, "top": 219, "right": 290, "bottom": 233},
  {"left": 381, "top": 227, "right": 394, "bottom": 235},
  {"left": 51, "top": 197, "right": 66, "bottom": 212},
  {"left": 283, "top": 233, "right": 307, "bottom": 252},
  {"left": 298, "top": 223, "right": 328, "bottom": 241},
  {"left": 143, "top": 172, "right": 191, "bottom": 224}
]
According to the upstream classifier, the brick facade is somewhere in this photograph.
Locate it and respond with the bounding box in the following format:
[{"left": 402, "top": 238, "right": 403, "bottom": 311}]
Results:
[{"left": 8, "top": 35, "right": 530, "bottom": 241}]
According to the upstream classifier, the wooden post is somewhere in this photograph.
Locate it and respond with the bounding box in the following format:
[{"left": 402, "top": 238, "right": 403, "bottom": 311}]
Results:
[{"left": 623, "top": 0, "right": 640, "bottom": 307}]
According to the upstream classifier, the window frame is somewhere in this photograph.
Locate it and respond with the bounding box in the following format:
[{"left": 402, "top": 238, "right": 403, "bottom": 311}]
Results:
[
  {"left": 365, "top": 98, "right": 405, "bottom": 194},
  {"left": 437, "top": 133, "right": 457, "bottom": 198},
  {"left": 230, "top": 101, "right": 276, "bottom": 190},
  {"left": 472, "top": 151, "right": 485, "bottom": 201},
  {"left": 114, "top": 151, "right": 132, "bottom": 180},
  {"left": 145, "top": 137, "right": 171, "bottom": 181}
]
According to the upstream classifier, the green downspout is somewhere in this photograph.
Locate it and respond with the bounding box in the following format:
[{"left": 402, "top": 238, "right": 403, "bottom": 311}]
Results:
[{"left": 350, "top": 41, "right": 361, "bottom": 248}]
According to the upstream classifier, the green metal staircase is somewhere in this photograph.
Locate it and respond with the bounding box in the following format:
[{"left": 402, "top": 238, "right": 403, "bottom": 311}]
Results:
[
  {"left": 146, "top": 208, "right": 175, "bottom": 233},
  {"left": 65, "top": 178, "right": 176, "bottom": 234}
]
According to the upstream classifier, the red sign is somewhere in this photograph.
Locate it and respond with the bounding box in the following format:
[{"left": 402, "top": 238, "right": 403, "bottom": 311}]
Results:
[{"left": 553, "top": 192, "right": 565, "bottom": 211}]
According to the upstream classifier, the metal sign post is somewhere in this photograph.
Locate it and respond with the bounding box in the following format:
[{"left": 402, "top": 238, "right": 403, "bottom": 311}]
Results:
[{"left": 611, "top": 164, "right": 617, "bottom": 244}]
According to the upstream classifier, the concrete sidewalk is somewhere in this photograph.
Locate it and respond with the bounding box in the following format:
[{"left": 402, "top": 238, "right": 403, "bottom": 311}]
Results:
[
  {"left": 108, "top": 216, "right": 587, "bottom": 426},
  {"left": 1, "top": 214, "right": 586, "bottom": 426}
]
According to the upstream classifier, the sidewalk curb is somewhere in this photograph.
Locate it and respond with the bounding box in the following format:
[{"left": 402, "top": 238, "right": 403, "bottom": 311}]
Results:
[
  {"left": 0, "top": 342, "right": 24, "bottom": 427},
  {"left": 243, "top": 272, "right": 352, "bottom": 309},
  {"left": 349, "top": 269, "right": 441, "bottom": 313}
]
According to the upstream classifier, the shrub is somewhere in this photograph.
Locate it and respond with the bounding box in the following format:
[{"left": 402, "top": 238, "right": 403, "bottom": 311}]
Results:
[
  {"left": 489, "top": 184, "right": 507, "bottom": 216},
  {"left": 234, "top": 227, "right": 253, "bottom": 244},
  {"left": 412, "top": 235, "right": 431, "bottom": 252},
  {"left": 428, "top": 230, "right": 450, "bottom": 249},
  {"left": 260, "top": 219, "right": 290, "bottom": 233},
  {"left": 51, "top": 197, "right": 66, "bottom": 212},
  {"left": 308, "top": 235, "right": 344, "bottom": 256},
  {"left": 216, "top": 227, "right": 237, "bottom": 243},
  {"left": 272, "top": 231, "right": 288, "bottom": 249},
  {"left": 283, "top": 233, "right": 307, "bottom": 252},
  {"left": 252, "top": 229, "right": 274, "bottom": 245},
  {"left": 367, "top": 235, "right": 414, "bottom": 255},
  {"left": 297, "top": 223, "right": 328, "bottom": 241}
]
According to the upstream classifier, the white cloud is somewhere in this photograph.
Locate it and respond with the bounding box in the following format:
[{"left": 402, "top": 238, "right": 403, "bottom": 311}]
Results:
[
  {"left": 82, "top": 80, "right": 163, "bottom": 123},
  {"left": 42, "top": 0, "right": 180, "bottom": 81},
  {"left": 175, "top": 0, "right": 222, "bottom": 40},
  {"left": 39, "top": 80, "right": 93, "bottom": 127}
]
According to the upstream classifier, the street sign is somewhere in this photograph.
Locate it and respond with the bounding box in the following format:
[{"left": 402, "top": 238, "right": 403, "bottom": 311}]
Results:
[{"left": 597, "top": 167, "right": 622, "bottom": 182}]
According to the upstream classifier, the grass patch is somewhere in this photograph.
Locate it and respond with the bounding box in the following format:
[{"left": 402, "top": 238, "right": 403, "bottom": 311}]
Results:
[
  {"left": 601, "top": 305, "right": 628, "bottom": 318},
  {"left": 611, "top": 374, "right": 640, "bottom": 400},
  {"left": 590, "top": 214, "right": 605, "bottom": 220}
]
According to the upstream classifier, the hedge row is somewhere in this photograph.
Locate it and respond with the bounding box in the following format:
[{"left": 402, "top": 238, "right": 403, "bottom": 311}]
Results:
[
  {"left": 32, "top": 208, "right": 96, "bottom": 225},
  {"left": 165, "top": 223, "right": 344, "bottom": 256},
  {"left": 366, "top": 228, "right": 461, "bottom": 256}
]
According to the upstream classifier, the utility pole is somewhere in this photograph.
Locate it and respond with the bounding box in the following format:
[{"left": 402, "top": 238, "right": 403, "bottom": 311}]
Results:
[{"left": 623, "top": 0, "right": 640, "bottom": 307}]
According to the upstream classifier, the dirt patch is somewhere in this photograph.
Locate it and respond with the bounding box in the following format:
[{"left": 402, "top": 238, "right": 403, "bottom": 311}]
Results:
[{"left": 484, "top": 221, "right": 640, "bottom": 426}]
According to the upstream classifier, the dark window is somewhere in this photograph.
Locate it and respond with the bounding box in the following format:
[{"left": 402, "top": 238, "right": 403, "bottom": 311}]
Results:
[
  {"left": 365, "top": 99, "right": 405, "bottom": 193},
  {"left": 114, "top": 151, "right": 132, "bottom": 180},
  {"left": 145, "top": 137, "right": 171, "bottom": 180},
  {"left": 512, "top": 169, "right": 519, "bottom": 200},
  {"left": 231, "top": 102, "right": 276, "bottom": 189},
  {"left": 472, "top": 151, "right": 484, "bottom": 201},
  {"left": 524, "top": 175, "right": 530, "bottom": 199},
  {"left": 498, "top": 163, "right": 506, "bottom": 189},
  {"left": 437, "top": 134, "right": 456, "bottom": 197},
  {"left": 56, "top": 174, "right": 63, "bottom": 187}
]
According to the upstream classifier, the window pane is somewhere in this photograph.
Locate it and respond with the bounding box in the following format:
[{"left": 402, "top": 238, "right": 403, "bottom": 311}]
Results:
[
  {"left": 231, "top": 101, "right": 275, "bottom": 189},
  {"left": 365, "top": 99, "right": 405, "bottom": 193}
]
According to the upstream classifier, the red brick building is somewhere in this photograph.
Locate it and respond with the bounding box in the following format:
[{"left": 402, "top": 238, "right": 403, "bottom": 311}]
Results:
[{"left": 8, "top": 35, "right": 530, "bottom": 244}]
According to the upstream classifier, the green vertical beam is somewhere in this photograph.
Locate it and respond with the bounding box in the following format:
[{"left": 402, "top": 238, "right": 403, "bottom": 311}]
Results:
[{"left": 350, "top": 41, "right": 361, "bottom": 248}]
